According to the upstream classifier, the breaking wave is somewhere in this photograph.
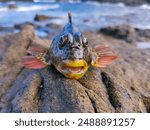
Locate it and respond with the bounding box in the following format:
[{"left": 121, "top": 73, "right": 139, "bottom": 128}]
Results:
[{"left": 0, "top": 4, "right": 59, "bottom": 12}]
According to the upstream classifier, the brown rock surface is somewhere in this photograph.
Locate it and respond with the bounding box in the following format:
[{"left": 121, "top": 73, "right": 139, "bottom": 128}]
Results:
[
  {"left": 34, "top": 14, "right": 62, "bottom": 22},
  {"left": 8, "top": 4, "right": 18, "bottom": 10},
  {"left": 0, "top": 25, "right": 149, "bottom": 113},
  {"left": 99, "top": 25, "right": 137, "bottom": 43}
]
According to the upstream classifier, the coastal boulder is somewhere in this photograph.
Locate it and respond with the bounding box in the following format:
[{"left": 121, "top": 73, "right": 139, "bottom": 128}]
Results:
[
  {"left": 34, "top": 14, "right": 52, "bottom": 21},
  {"left": 136, "top": 28, "right": 150, "bottom": 38},
  {"left": 8, "top": 4, "right": 18, "bottom": 10},
  {"left": 99, "top": 25, "right": 137, "bottom": 43},
  {"left": 34, "top": 14, "right": 62, "bottom": 22}
]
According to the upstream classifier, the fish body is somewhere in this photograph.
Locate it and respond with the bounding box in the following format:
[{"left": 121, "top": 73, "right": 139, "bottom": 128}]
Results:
[{"left": 23, "top": 13, "right": 118, "bottom": 79}]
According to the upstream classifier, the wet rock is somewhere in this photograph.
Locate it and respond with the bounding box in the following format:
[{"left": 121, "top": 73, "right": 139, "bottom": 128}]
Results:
[
  {"left": 0, "top": 26, "right": 15, "bottom": 32},
  {"left": 101, "top": 71, "right": 147, "bottom": 112},
  {"left": 99, "top": 25, "right": 137, "bottom": 43},
  {"left": 78, "top": 67, "right": 115, "bottom": 112},
  {"left": 36, "top": 25, "right": 57, "bottom": 35},
  {"left": 85, "top": 32, "right": 150, "bottom": 112},
  {"left": 14, "top": 22, "right": 35, "bottom": 30},
  {"left": 99, "top": 25, "right": 150, "bottom": 42},
  {"left": 1, "top": 70, "right": 41, "bottom": 112},
  {"left": 0, "top": 25, "right": 51, "bottom": 112},
  {"left": 0, "top": 26, "right": 17, "bottom": 36},
  {"left": 46, "top": 23, "right": 62, "bottom": 30},
  {"left": 136, "top": 28, "right": 150, "bottom": 39},
  {"left": 39, "top": 67, "right": 95, "bottom": 113},
  {"left": 0, "top": 25, "right": 35, "bottom": 98},
  {"left": 38, "top": 66, "right": 114, "bottom": 113},
  {"left": 8, "top": 4, "right": 18, "bottom": 10},
  {"left": 34, "top": 14, "right": 61, "bottom": 22},
  {"left": 34, "top": 14, "right": 51, "bottom": 21},
  {"left": 37, "top": 23, "right": 62, "bottom": 38}
]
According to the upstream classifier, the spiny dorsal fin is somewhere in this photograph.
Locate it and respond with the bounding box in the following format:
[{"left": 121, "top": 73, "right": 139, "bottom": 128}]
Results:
[{"left": 68, "top": 12, "right": 72, "bottom": 24}]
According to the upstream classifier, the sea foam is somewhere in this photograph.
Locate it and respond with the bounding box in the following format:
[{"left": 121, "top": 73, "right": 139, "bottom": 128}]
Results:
[{"left": 0, "top": 4, "right": 59, "bottom": 12}]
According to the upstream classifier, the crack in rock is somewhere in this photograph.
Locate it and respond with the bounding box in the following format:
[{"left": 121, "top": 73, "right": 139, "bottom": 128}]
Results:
[{"left": 101, "top": 71, "right": 122, "bottom": 110}]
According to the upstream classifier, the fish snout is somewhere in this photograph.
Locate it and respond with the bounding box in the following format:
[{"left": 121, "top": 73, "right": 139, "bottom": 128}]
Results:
[
  {"left": 71, "top": 41, "right": 82, "bottom": 49},
  {"left": 68, "top": 48, "right": 83, "bottom": 59}
]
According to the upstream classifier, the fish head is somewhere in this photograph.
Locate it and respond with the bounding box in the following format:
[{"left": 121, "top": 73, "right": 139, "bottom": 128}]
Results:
[{"left": 50, "top": 16, "right": 91, "bottom": 79}]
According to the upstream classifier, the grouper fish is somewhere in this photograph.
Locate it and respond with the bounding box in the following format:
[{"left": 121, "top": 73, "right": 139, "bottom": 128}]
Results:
[{"left": 22, "top": 13, "right": 118, "bottom": 79}]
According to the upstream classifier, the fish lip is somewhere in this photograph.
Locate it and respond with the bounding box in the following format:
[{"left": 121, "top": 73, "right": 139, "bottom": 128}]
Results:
[
  {"left": 62, "top": 59, "right": 87, "bottom": 67},
  {"left": 57, "top": 59, "right": 88, "bottom": 79},
  {"left": 60, "top": 59, "right": 88, "bottom": 74},
  {"left": 62, "top": 66, "right": 84, "bottom": 74}
]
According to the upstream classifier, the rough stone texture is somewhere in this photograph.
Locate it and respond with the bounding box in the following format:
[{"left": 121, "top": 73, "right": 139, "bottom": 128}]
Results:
[
  {"left": 99, "top": 25, "right": 137, "bottom": 43},
  {"left": 39, "top": 66, "right": 114, "bottom": 113},
  {"left": 39, "top": 67, "right": 95, "bottom": 113},
  {"left": 14, "top": 22, "right": 35, "bottom": 30},
  {"left": 0, "top": 25, "right": 150, "bottom": 113},
  {"left": 85, "top": 31, "right": 150, "bottom": 112},
  {"left": 0, "top": 70, "right": 41, "bottom": 112},
  {"left": 0, "top": 25, "right": 35, "bottom": 98}
]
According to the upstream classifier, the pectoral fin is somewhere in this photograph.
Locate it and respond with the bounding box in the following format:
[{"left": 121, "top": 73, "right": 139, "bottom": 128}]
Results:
[
  {"left": 27, "top": 44, "right": 48, "bottom": 56},
  {"left": 91, "top": 45, "right": 118, "bottom": 68},
  {"left": 22, "top": 44, "right": 50, "bottom": 69}
]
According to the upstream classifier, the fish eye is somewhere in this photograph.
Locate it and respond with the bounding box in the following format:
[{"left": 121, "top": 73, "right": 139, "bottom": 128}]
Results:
[
  {"left": 59, "top": 38, "right": 65, "bottom": 49},
  {"left": 61, "top": 35, "right": 68, "bottom": 43},
  {"left": 83, "top": 37, "right": 88, "bottom": 47},
  {"left": 59, "top": 35, "right": 68, "bottom": 49}
]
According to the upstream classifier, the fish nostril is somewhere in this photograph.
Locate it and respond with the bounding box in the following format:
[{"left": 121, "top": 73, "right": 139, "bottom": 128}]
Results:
[
  {"left": 73, "top": 46, "right": 80, "bottom": 50},
  {"left": 71, "top": 45, "right": 80, "bottom": 50}
]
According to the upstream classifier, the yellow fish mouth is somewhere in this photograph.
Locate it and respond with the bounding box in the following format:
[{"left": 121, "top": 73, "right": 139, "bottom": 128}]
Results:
[{"left": 57, "top": 59, "right": 88, "bottom": 79}]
